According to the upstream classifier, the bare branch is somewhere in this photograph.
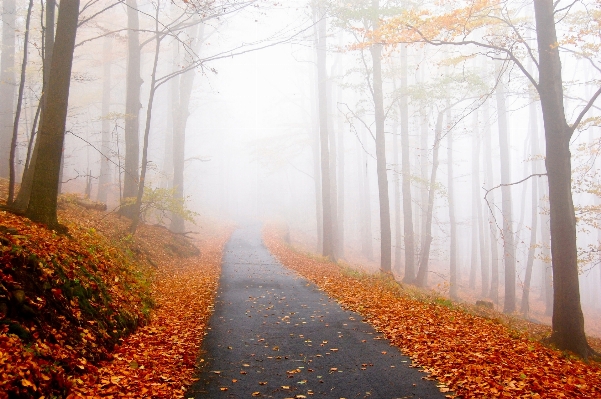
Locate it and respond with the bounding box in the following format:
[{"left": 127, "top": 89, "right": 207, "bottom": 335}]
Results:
[
  {"left": 78, "top": 0, "right": 124, "bottom": 27},
  {"left": 400, "top": 25, "right": 539, "bottom": 91},
  {"left": 569, "top": 85, "right": 601, "bottom": 135}
]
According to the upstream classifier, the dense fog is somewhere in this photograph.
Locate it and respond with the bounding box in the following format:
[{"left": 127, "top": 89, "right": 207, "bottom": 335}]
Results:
[{"left": 1, "top": 0, "right": 600, "bottom": 342}]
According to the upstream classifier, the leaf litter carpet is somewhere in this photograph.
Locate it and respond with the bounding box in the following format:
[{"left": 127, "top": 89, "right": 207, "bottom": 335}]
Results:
[{"left": 263, "top": 226, "right": 601, "bottom": 398}]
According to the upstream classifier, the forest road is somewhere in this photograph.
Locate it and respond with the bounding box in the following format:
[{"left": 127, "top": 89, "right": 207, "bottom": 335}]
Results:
[{"left": 186, "top": 225, "right": 445, "bottom": 399}]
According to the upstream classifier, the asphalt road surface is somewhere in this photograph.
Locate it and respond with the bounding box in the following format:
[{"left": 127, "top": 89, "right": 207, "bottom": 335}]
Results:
[{"left": 187, "top": 225, "right": 445, "bottom": 399}]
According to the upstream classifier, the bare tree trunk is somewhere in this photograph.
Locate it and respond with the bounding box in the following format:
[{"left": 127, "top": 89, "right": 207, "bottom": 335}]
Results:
[
  {"left": 163, "top": 6, "right": 179, "bottom": 190},
  {"left": 483, "top": 100, "right": 500, "bottom": 303},
  {"left": 8, "top": 0, "right": 34, "bottom": 204},
  {"left": 315, "top": 5, "right": 334, "bottom": 260},
  {"left": 371, "top": 0, "right": 391, "bottom": 273},
  {"left": 327, "top": 77, "right": 339, "bottom": 259},
  {"left": 475, "top": 109, "right": 489, "bottom": 297},
  {"left": 521, "top": 98, "right": 539, "bottom": 315},
  {"left": 170, "top": 22, "right": 204, "bottom": 233},
  {"left": 495, "top": 70, "right": 516, "bottom": 313},
  {"left": 337, "top": 113, "right": 345, "bottom": 259},
  {"left": 415, "top": 111, "right": 444, "bottom": 287},
  {"left": 469, "top": 110, "right": 479, "bottom": 290},
  {"left": 399, "top": 44, "right": 415, "bottom": 282},
  {"left": 392, "top": 123, "right": 402, "bottom": 273},
  {"left": 130, "top": 4, "right": 161, "bottom": 234},
  {"left": 534, "top": 0, "right": 591, "bottom": 357},
  {"left": 122, "top": 0, "right": 142, "bottom": 216},
  {"left": 419, "top": 111, "right": 428, "bottom": 259},
  {"left": 0, "top": 0, "right": 16, "bottom": 179},
  {"left": 97, "top": 34, "right": 113, "bottom": 204},
  {"left": 539, "top": 183, "right": 553, "bottom": 315},
  {"left": 13, "top": 0, "right": 55, "bottom": 211},
  {"left": 312, "top": 121, "right": 323, "bottom": 252},
  {"left": 309, "top": 35, "right": 322, "bottom": 251},
  {"left": 25, "top": 0, "right": 80, "bottom": 229},
  {"left": 360, "top": 128, "right": 373, "bottom": 260},
  {"left": 24, "top": 98, "right": 41, "bottom": 173},
  {"left": 448, "top": 121, "right": 457, "bottom": 298}
]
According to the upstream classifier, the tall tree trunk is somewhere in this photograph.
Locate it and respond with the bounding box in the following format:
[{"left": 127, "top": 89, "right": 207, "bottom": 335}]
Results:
[
  {"left": 470, "top": 109, "right": 479, "bottom": 290},
  {"left": 327, "top": 77, "right": 339, "bottom": 259},
  {"left": 130, "top": 4, "right": 161, "bottom": 234},
  {"left": 360, "top": 128, "right": 373, "bottom": 259},
  {"left": 539, "top": 181, "right": 553, "bottom": 315},
  {"left": 475, "top": 109, "right": 489, "bottom": 297},
  {"left": 97, "top": 34, "right": 113, "bottom": 204},
  {"left": 448, "top": 121, "right": 457, "bottom": 298},
  {"left": 534, "top": 0, "right": 590, "bottom": 357},
  {"left": 483, "top": 100, "right": 500, "bottom": 303},
  {"left": 122, "top": 0, "right": 142, "bottom": 216},
  {"left": 399, "top": 44, "right": 415, "bottom": 282},
  {"left": 337, "top": 111, "right": 345, "bottom": 258},
  {"left": 419, "top": 111, "right": 428, "bottom": 259},
  {"left": 13, "top": 0, "right": 55, "bottom": 211},
  {"left": 170, "top": 22, "right": 204, "bottom": 233},
  {"left": 392, "top": 123, "right": 402, "bottom": 273},
  {"left": 8, "top": 0, "right": 34, "bottom": 204},
  {"left": 415, "top": 111, "right": 444, "bottom": 287},
  {"left": 312, "top": 117, "right": 323, "bottom": 252},
  {"left": 495, "top": 70, "right": 516, "bottom": 313},
  {"left": 0, "top": 0, "right": 16, "bottom": 179},
  {"left": 25, "top": 0, "right": 80, "bottom": 229},
  {"left": 371, "top": 0, "right": 391, "bottom": 272},
  {"left": 162, "top": 5, "right": 179, "bottom": 190},
  {"left": 521, "top": 98, "right": 539, "bottom": 315},
  {"left": 315, "top": 4, "right": 334, "bottom": 260}
]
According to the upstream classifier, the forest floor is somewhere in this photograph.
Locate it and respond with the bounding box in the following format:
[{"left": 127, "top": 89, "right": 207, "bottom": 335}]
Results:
[
  {"left": 2, "top": 174, "right": 601, "bottom": 398},
  {"left": 0, "top": 180, "right": 231, "bottom": 398},
  {"left": 263, "top": 225, "right": 601, "bottom": 398}
]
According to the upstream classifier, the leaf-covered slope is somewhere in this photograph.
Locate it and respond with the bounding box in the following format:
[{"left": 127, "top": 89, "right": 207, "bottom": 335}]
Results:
[{"left": 0, "top": 191, "right": 206, "bottom": 398}]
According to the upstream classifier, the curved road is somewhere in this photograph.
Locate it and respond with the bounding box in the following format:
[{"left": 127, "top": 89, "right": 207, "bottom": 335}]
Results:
[{"left": 187, "top": 225, "right": 445, "bottom": 399}]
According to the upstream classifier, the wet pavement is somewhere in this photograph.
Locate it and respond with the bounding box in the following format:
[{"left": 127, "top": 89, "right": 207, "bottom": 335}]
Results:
[{"left": 186, "top": 225, "right": 445, "bottom": 399}]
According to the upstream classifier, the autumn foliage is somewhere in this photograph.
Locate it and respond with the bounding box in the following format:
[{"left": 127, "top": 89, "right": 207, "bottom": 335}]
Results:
[
  {"left": 264, "top": 226, "right": 601, "bottom": 398},
  {"left": 0, "top": 182, "right": 230, "bottom": 398}
]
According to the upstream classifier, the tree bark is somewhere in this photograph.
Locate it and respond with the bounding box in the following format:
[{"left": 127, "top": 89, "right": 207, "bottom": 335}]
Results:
[
  {"left": 495, "top": 70, "right": 516, "bottom": 313},
  {"left": 475, "top": 109, "right": 489, "bottom": 297},
  {"left": 370, "top": 0, "right": 391, "bottom": 273},
  {"left": 419, "top": 110, "right": 428, "bottom": 262},
  {"left": 122, "top": 0, "right": 142, "bottom": 216},
  {"left": 521, "top": 97, "right": 539, "bottom": 315},
  {"left": 392, "top": 123, "right": 402, "bottom": 273},
  {"left": 327, "top": 76, "right": 339, "bottom": 259},
  {"left": 539, "top": 179, "right": 553, "bottom": 315},
  {"left": 415, "top": 111, "right": 444, "bottom": 287},
  {"left": 0, "top": 0, "right": 16, "bottom": 179},
  {"left": 336, "top": 107, "right": 345, "bottom": 258},
  {"left": 96, "top": 34, "right": 113, "bottom": 204},
  {"left": 448, "top": 121, "right": 457, "bottom": 298},
  {"left": 483, "top": 100, "right": 500, "bottom": 303},
  {"left": 534, "top": 0, "right": 590, "bottom": 357},
  {"left": 12, "top": 0, "right": 55, "bottom": 211},
  {"left": 316, "top": 5, "right": 334, "bottom": 260},
  {"left": 312, "top": 110, "right": 323, "bottom": 252},
  {"left": 360, "top": 128, "right": 373, "bottom": 260},
  {"left": 469, "top": 109, "right": 479, "bottom": 290},
  {"left": 170, "top": 22, "right": 204, "bottom": 233},
  {"left": 8, "top": 0, "right": 34, "bottom": 204},
  {"left": 25, "top": 0, "right": 80, "bottom": 229},
  {"left": 399, "top": 44, "right": 415, "bottom": 282},
  {"left": 129, "top": 4, "right": 161, "bottom": 234}
]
